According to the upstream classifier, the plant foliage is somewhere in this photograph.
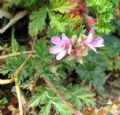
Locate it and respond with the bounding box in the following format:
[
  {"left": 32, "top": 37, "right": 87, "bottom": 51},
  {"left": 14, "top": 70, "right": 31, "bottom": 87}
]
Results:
[
  {"left": 0, "top": 0, "right": 120, "bottom": 114},
  {"left": 0, "top": 97, "right": 8, "bottom": 108},
  {"left": 86, "top": 0, "right": 119, "bottom": 34}
]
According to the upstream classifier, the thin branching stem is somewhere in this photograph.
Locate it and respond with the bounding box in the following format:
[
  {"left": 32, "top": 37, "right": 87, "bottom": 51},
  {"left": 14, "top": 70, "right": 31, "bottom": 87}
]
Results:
[
  {"left": 14, "top": 35, "right": 36, "bottom": 115},
  {"left": 0, "top": 34, "right": 36, "bottom": 84},
  {"left": 0, "top": 53, "right": 32, "bottom": 115},
  {"left": 43, "top": 77, "right": 82, "bottom": 115},
  {"left": 0, "top": 51, "right": 35, "bottom": 60},
  {"left": 0, "top": 54, "right": 32, "bottom": 85},
  {"left": 15, "top": 78, "right": 23, "bottom": 115}
]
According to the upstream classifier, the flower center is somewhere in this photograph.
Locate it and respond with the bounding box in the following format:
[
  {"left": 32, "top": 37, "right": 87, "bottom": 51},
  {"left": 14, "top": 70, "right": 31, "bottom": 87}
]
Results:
[
  {"left": 73, "top": 49, "right": 81, "bottom": 57},
  {"left": 61, "top": 42, "right": 69, "bottom": 50}
]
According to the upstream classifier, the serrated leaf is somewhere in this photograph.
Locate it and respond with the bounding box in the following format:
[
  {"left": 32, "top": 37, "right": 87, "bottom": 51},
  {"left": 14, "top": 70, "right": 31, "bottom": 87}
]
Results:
[
  {"left": 40, "top": 101, "right": 51, "bottom": 115},
  {"left": 29, "top": 86, "right": 54, "bottom": 107},
  {"left": 0, "top": 56, "right": 25, "bottom": 78},
  {"left": 29, "top": 93, "right": 47, "bottom": 107},
  {"left": 86, "top": 0, "right": 116, "bottom": 34},
  {"left": 50, "top": 15, "right": 66, "bottom": 32},
  {"left": 0, "top": 65, "right": 13, "bottom": 75},
  {"left": 30, "top": 86, "right": 72, "bottom": 115},
  {"left": 69, "top": 16, "right": 82, "bottom": 28},
  {"left": 29, "top": 7, "right": 47, "bottom": 36},
  {"left": 76, "top": 64, "right": 106, "bottom": 94},
  {"left": 48, "top": 14, "right": 68, "bottom": 36},
  {"left": 34, "top": 39, "right": 52, "bottom": 62},
  {"left": 34, "top": 39, "right": 47, "bottom": 55},
  {"left": 66, "top": 85, "right": 96, "bottom": 109},
  {"left": 48, "top": 13, "right": 82, "bottom": 37},
  {"left": 50, "top": 0, "right": 76, "bottom": 13},
  {"left": 52, "top": 98, "right": 72, "bottom": 115},
  {"left": 11, "top": 28, "right": 19, "bottom": 53}
]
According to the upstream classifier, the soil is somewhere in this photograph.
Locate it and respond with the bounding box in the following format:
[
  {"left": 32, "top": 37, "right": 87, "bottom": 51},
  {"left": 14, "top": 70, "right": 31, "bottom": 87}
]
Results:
[{"left": 97, "top": 71, "right": 120, "bottom": 107}]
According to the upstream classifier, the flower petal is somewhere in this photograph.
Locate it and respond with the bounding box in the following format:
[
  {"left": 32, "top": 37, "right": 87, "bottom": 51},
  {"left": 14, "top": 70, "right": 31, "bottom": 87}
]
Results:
[
  {"left": 92, "top": 37, "right": 104, "bottom": 47},
  {"left": 56, "top": 50, "right": 66, "bottom": 60},
  {"left": 68, "top": 44, "right": 72, "bottom": 54},
  {"left": 87, "top": 44, "right": 97, "bottom": 53},
  {"left": 61, "top": 33, "right": 70, "bottom": 44},
  {"left": 49, "top": 46, "right": 64, "bottom": 54},
  {"left": 51, "top": 37, "right": 62, "bottom": 45},
  {"left": 87, "top": 28, "right": 94, "bottom": 42}
]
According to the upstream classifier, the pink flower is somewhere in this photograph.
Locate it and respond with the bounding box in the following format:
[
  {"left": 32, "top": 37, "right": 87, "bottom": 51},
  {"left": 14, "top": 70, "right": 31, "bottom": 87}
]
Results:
[
  {"left": 85, "top": 28, "right": 104, "bottom": 53},
  {"left": 49, "top": 33, "right": 72, "bottom": 60}
]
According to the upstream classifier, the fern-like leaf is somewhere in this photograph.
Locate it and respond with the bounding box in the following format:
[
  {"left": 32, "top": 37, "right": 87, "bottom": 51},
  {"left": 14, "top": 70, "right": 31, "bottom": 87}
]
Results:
[
  {"left": 29, "top": 7, "right": 47, "bottom": 36},
  {"left": 11, "top": 28, "right": 19, "bottom": 53},
  {"left": 29, "top": 86, "right": 72, "bottom": 115},
  {"left": 50, "top": 0, "right": 76, "bottom": 13},
  {"left": 52, "top": 98, "right": 72, "bottom": 115},
  {"left": 40, "top": 101, "right": 51, "bottom": 115},
  {"left": 68, "top": 85, "right": 95, "bottom": 109}
]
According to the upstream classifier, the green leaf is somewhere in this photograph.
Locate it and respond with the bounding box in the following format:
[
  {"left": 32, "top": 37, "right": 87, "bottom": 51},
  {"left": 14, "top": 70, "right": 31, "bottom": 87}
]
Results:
[
  {"left": 29, "top": 93, "right": 47, "bottom": 107},
  {"left": 11, "top": 28, "right": 19, "bottom": 53},
  {"left": 52, "top": 98, "right": 72, "bottom": 115},
  {"left": 103, "top": 35, "right": 120, "bottom": 70},
  {"left": 68, "top": 16, "right": 82, "bottom": 28},
  {"left": 34, "top": 39, "right": 52, "bottom": 62},
  {"left": 48, "top": 14, "right": 69, "bottom": 36},
  {"left": 76, "top": 63, "right": 106, "bottom": 94},
  {"left": 0, "top": 97, "right": 8, "bottom": 108},
  {"left": 30, "top": 86, "right": 72, "bottom": 115},
  {"left": 40, "top": 101, "right": 51, "bottom": 115},
  {"left": 58, "top": 85, "right": 95, "bottom": 109},
  {"left": 0, "top": 56, "right": 25, "bottom": 78},
  {"left": 50, "top": 0, "right": 76, "bottom": 13},
  {"left": 67, "top": 85, "right": 96, "bottom": 109},
  {"left": 49, "top": 14, "right": 67, "bottom": 32},
  {"left": 34, "top": 39, "right": 47, "bottom": 55},
  {"left": 30, "top": 86, "right": 49, "bottom": 107},
  {"left": 0, "top": 65, "right": 13, "bottom": 75},
  {"left": 13, "top": 0, "right": 38, "bottom": 7},
  {"left": 86, "top": 0, "right": 117, "bottom": 35},
  {"left": 48, "top": 13, "right": 83, "bottom": 37},
  {"left": 29, "top": 7, "right": 47, "bottom": 36}
]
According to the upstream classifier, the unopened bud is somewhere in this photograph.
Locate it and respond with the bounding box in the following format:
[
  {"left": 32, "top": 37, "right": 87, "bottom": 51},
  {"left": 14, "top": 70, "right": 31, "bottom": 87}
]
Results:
[{"left": 71, "top": 35, "right": 77, "bottom": 46}]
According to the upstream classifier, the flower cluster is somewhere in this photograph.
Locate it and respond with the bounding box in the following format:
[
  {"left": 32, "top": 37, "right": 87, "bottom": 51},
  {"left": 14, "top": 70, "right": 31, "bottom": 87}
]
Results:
[{"left": 49, "top": 28, "right": 104, "bottom": 61}]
